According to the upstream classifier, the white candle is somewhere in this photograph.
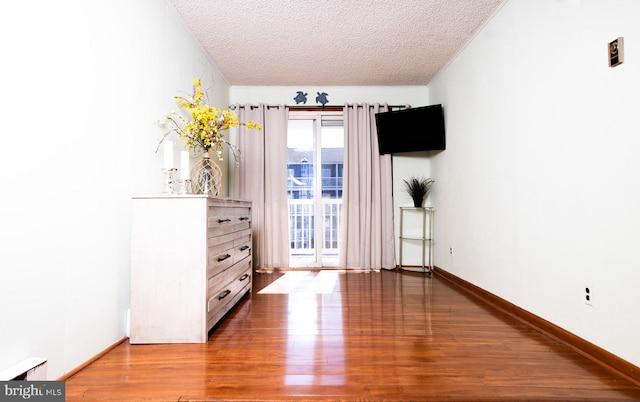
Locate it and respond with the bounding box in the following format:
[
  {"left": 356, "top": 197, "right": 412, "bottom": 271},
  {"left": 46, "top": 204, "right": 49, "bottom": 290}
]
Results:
[
  {"left": 180, "top": 151, "right": 190, "bottom": 180},
  {"left": 163, "top": 141, "right": 174, "bottom": 169}
]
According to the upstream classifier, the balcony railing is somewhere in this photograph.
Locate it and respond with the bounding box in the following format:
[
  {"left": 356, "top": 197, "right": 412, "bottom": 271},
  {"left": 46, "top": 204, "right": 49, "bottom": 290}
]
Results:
[{"left": 288, "top": 198, "right": 342, "bottom": 256}]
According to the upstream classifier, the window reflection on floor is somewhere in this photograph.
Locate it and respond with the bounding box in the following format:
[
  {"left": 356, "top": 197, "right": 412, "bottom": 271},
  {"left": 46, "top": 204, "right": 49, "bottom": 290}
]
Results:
[{"left": 275, "top": 271, "right": 345, "bottom": 387}]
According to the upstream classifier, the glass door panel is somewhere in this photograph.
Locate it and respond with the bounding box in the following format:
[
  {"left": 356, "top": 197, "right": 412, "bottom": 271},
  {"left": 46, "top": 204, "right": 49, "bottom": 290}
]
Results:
[
  {"left": 287, "top": 120, "right": 317, "bottom": 265},
  {"left": 287, "top": 115, "right": 343, "bottom": 267},
  {"left": 319, "top": 121, "right": 343, "bottom": 266}
]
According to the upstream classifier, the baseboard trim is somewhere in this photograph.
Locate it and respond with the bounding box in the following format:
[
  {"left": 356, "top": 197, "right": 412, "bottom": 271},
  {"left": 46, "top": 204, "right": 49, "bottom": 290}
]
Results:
[
  {"left": 58, "top": 337, "right": 128, "bottom": 381},
  {"left": 433, "top": 266, "right": 640, "bottom": 388}
]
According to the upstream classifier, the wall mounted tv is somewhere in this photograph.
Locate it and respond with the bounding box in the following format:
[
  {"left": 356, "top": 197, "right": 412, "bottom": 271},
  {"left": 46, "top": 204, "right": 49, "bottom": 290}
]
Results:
[{"left": 375, "top": 104, "right": 445, "bottom": 154}]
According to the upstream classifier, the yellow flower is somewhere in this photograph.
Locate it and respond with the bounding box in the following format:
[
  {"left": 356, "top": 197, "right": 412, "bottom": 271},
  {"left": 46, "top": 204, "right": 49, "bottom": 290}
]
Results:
[
  {"left": 157, "top": 79, "right": 261, "bottom": 162},
  {"left": 244, "top": 121, "right": 262, "bottom": 130}
]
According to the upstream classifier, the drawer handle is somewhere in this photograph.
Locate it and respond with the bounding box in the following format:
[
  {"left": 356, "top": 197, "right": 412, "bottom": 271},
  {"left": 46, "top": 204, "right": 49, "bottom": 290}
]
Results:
[
  {"left": 218, "top": 289, "right": 231, "bottom": 300},
  {"left": 239, "top": 274, "right": 249, "bottom": 282},
  {"left": 218, "top": 218, "right": 231, "bottom": 223},
  {"left": 239, "top": 245, "right": 250, "bottom": 251},
  {"left": 217, "top": 254, "right": 231, "bottom": 262},
  {"left": 239, "top": 216, "right": 250, "bottom": 221}
]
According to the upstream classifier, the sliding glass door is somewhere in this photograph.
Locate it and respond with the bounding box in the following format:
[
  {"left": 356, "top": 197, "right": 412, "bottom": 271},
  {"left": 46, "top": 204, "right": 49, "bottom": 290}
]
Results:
[{"left": 287, "top": 113, "right": 343, "bottom": 267}]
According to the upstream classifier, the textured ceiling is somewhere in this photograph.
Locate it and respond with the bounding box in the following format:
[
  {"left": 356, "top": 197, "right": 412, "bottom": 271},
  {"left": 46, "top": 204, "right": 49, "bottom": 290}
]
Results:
[{"left": 166, "top": 0, "right": 506, "bottom": 86}]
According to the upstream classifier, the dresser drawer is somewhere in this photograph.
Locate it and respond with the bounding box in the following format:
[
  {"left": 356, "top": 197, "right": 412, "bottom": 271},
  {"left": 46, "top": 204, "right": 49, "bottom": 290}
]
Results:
[
  {"left": 208, "top": 228, "right": 251, "bottom": 245},
  {"left": 208, "top": 207, "right": 251, "bottom": 228},
  {"left": 207, "top": 282, "right": 251, "bottom": 331},
  {"left": 208, "top": 207, "right": 251, "bottom": 236},
  {"left": 208, "top": 237, "right": 234, "bottom": 256},
  {"left": 233, "top": 230, "right": 251, "bottom": 246},
  {"left": 207, "top": 257, "right": 251, "bottom": 297},
  {"left": 235, "top": 240, "right": 251, "bottom": 262},
  {"left": 206, "top": 264, "right": 252, "bottom": 327},
  {"left": 208, "top": 246, "right": 235, "bottom": 275},
  {"left": 208, "top": 230, "right": 251, "bottom": 274}
]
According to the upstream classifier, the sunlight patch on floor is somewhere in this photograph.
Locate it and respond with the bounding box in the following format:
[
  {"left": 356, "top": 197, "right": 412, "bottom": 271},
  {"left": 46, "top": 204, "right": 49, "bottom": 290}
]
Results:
[
  {"left": 311, "top": 270, "right": 339, "bottom": 294},
  {"left": 257, "top": 271, "right": 338, "bottom": 294},
  {"left": 257, "top": 271, "right": 311, "bottom": 294}
]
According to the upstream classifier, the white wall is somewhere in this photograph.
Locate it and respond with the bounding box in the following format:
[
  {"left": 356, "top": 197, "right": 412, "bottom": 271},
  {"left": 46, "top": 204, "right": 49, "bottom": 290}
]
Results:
[
  {"left": 230, "top": 86, "right": 431, "bottom": 265},
  {"left": 0, "top": 0, "right": 228, "bottom": 379},
  {"left": 429, "top": 0, "right": 640, "bottom": 366}
]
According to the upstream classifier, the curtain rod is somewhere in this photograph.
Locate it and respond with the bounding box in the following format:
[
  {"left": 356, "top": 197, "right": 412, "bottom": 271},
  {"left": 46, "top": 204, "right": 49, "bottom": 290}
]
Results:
[{"left": 229, "top": 104, "right": 410, "bottom": 111}]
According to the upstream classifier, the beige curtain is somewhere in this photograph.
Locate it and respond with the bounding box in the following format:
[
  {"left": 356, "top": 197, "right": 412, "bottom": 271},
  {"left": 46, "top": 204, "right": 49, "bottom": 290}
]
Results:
[
  {"left": 339, "top": 104, "right": 396, "bottom": 271},
  {"left": 233, "top": 104, "right": 290, "bottom": 269}
]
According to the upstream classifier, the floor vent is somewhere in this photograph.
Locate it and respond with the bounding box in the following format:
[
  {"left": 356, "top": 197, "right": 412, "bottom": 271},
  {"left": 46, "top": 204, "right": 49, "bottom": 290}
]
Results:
[{"left": 0, "top": 357, "right": 47, "bottom": 380}]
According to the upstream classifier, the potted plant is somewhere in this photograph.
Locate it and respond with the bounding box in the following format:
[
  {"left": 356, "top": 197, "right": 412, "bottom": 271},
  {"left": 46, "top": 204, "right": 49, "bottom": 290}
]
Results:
[{"left": 403, "top": 176, "right": 434, "bottom": 207}]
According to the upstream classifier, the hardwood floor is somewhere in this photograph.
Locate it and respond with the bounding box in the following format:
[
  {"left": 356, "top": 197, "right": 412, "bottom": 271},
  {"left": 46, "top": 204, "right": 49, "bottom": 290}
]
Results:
[{"left": 65, "top": 270, "right": 640, "bottom": 401}]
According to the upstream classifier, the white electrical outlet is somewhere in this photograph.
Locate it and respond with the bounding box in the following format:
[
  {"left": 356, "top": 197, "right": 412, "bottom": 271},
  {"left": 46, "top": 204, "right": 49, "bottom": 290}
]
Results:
[{"left": 585, "top": 286, "right": 593, "bottom": 307}]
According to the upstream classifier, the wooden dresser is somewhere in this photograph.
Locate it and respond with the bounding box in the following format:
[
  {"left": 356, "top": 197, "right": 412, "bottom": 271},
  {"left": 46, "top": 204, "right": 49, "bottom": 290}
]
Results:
[{"left": 130, "top": 195, "right": 252, "bottom": 344}]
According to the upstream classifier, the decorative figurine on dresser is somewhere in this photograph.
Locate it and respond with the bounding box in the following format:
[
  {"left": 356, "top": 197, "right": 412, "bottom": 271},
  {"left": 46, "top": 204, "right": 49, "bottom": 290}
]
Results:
[{"left": 130, "top": 195, "right": 252, "bottom": 343}]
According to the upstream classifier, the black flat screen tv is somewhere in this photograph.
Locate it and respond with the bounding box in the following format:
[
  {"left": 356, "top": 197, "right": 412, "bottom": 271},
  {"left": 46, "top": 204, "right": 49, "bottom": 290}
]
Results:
[{"left": 375, "top": 104, "right": 445, "bottom": 154}]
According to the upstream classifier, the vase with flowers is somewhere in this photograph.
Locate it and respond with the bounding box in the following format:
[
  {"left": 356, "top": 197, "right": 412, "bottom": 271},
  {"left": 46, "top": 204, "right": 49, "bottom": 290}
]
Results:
[{"left": 157, "top": 79, "right": 262, "bottom": 195}]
